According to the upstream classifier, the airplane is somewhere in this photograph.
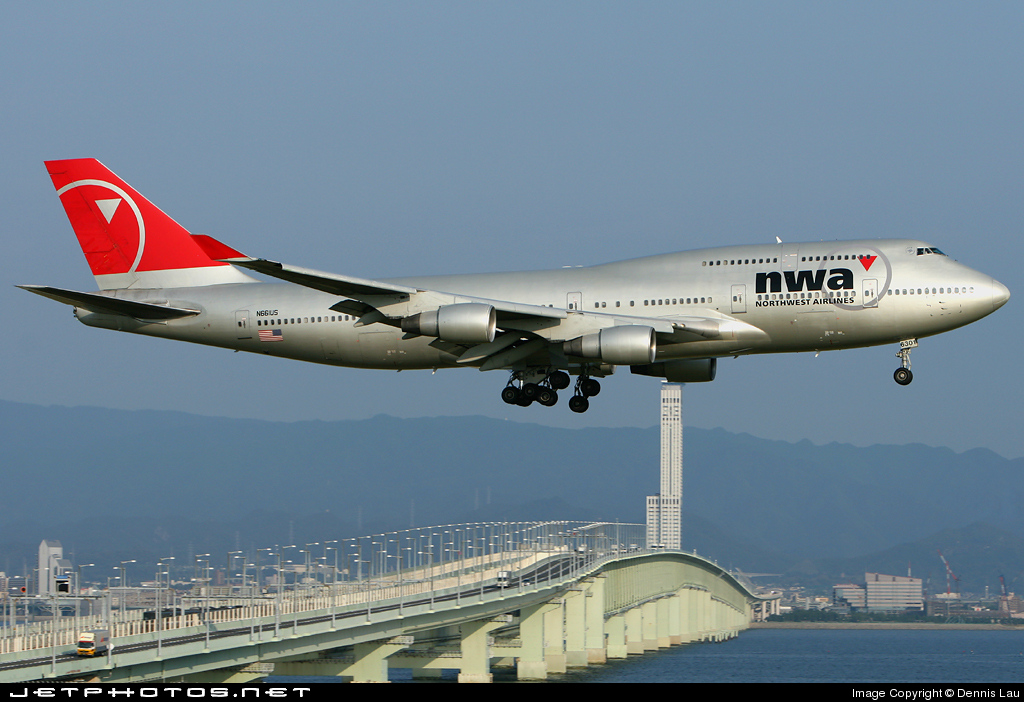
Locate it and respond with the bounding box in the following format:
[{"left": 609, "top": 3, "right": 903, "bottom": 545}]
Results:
[{"left": 21, "top": 159, "right": 1010, "bottom": 413}]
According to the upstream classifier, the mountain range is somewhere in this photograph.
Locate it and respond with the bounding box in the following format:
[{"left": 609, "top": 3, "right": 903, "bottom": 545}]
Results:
[{"left": 1, "top": 399, "right": 1020, "bottom": 595}]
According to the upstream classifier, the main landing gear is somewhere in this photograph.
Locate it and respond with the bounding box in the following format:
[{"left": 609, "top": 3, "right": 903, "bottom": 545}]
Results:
[
  {"left": 501, "top": 369, "right": 601, "bottom": 412},
  {"left": 567, "top": 375, "right": 601, "bottom": 414},
  {"left": 894, "top": 339, "right": 917, "bottom": 386}
]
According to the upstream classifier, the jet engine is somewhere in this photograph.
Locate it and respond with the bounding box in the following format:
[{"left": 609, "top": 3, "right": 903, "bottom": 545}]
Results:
[
  {"left": 630, "top": 358, "right": 717, "bottom": 383},
  {"left": 401, "top": 303, "right": 496, "bottom": 344},
  {"left": 563, "top": 325, "right": 656, "bottom": 365}
]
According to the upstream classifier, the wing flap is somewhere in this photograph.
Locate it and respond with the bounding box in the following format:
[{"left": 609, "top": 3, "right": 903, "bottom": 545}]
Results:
[{"left": 456, "top": 333, "right": 522, "bottom": 364}]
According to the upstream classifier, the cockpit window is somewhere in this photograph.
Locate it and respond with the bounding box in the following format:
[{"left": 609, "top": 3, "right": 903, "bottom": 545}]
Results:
[{"left": 917, "top": 247, "right": 947, "bottom": 256}]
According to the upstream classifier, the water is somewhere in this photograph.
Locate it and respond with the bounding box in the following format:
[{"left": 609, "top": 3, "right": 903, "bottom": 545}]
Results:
[
  {"left": 545, "top": 628, "right": 1024, "bottom": 684},
  {"left": 265, "top": 628, "right": 1024, "bottom": 683}
]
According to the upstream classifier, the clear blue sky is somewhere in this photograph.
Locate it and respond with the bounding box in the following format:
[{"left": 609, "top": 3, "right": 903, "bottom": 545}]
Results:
[{"left": 3, "top": 2, "right": 1022, "bottom": 456}]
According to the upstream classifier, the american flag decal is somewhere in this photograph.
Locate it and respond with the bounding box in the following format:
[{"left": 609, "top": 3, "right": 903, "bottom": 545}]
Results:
[{"left": 258, "top": 329, "right": 284, "bottom": 342}]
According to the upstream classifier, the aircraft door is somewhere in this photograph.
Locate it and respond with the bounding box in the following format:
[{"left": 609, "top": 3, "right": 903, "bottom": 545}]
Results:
[
  {"left": 862, "top": 279, "right": 878, "bottom": 308},
  {"left": 567, "top": 292, "right": 582, "bottom": 311},
  {"left": 234, "top": 310, "right": 252, "bottom": 340},
  {"left": 731, "top": 284, "right": 747, "bottom": 313},
  {"left": 782, "top": 246, "right": 799, "bottom": 270}
]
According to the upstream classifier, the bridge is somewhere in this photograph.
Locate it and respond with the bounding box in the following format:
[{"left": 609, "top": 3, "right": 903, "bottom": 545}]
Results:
[{"left": 0, "top": 521, "right": 772, "bottom": 683}]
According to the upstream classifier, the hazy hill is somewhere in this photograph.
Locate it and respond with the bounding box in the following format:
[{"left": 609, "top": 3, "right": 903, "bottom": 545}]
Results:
[{"left": 1, "top": 399, "right": 1021, "bottom": 592}]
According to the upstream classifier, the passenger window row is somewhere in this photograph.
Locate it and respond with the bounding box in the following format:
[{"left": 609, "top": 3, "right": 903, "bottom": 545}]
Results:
[
  {"left": 256, "top": 315, "right": 354, "bottom": 327},
  {"left": 889, "top": 286, "right": 973, "bottom": 295},
  {"left": 593, "top": 297, "right": 711, "bottom": 310}
]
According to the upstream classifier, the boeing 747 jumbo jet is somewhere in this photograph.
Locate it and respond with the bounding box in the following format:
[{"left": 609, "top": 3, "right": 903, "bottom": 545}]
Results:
[{"left": 22, "top": 159, "right": 1010, "bottom": 413}]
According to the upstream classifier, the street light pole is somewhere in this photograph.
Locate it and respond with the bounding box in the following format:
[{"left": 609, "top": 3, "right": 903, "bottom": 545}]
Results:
[
  {"left": 156, "top": 557, "right": 174, "bottom": 658},
  {"left": 118, "top": 560, "right": 135, "bottom": 626},
  {"left": 74, "top": 564, "right": 94, "bottom": 643}
]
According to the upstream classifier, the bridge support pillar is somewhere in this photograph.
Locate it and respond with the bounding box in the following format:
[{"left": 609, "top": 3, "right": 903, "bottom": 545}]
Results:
[
  {"left": 624, "top": 606, "right": 644, "bottom": 654},
  {"left": 654, "top": 597, "right": 668, "bottom": 648},
  {"left": 696, "top": 589, "right": 710, "bottom": 641},
  {"left": 641, "top": 600, "right": 659, "bottom": 650},
  {"left": 457, "top": 618, "right": 505, "bottom": 683},
  {"left": 543, "top": 599, "right": 567, "bottom": 674},
  {"left": 679, "top": 588, "right": 694, "bottom": 643},
  {"left": 585, "top": 577, "right": 606, "bottom": 664},
  {"left": 605, "top": 613, "right": 627, "bottom": 659},
  {"left": 516, "top": 602, "right": 557, "bottom": 680},
  {"left": 564, "top": 587, "right": 587, "bottom": 667},
  {"left": 347, "top": 637, "right": 412, "bottom": 682},
  {"left": 667, "top": 592, "right": 682, "bottom": 646}
]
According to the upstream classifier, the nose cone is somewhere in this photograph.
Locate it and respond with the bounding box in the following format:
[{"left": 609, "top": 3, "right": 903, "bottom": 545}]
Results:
[{"left": 992, "top": 278, "right": 1010, "bottom": 311}]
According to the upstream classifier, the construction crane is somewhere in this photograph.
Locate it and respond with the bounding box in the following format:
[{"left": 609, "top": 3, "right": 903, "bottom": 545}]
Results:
[{"left": 938, "top": 550, "right": 961, "bottom": 597}]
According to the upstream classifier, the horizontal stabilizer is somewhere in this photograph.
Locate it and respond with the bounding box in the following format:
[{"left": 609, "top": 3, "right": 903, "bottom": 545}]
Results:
[{"left": 18, "top": 285, "right": 199, "bottom": 321}]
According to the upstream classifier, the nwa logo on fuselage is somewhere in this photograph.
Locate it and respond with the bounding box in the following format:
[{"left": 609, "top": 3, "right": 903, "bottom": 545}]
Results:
[
  {"left": 755, "top": 268, "right": 854, "bottom": 294},
  {"left": 754, "top": 253, "right": 883, "bottom": 309},
  {"left": 754, "top": 268, "right": 860, "bottom": 307}
]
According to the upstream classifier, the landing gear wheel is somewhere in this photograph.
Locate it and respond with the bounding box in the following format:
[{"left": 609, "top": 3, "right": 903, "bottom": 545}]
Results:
[
  {"left": 501, "top": 386, "right": 521, "bottom": 404},
  {"left": 580, "top": 378, "right": 601, "bottom": 398},
  {"left": 537, "top": 388, "right": 558, "bottom": 407},
  {"left": 549, "top": 371, "right": 570, "bottom": 390},
  {"left": 894, "top": 340, "right": 916, "bottom": 386},
  {"left": 521, "top": 383, "right": 541, "bottom": 401},
  {"left": 568, "top": 395, "right": 590, "bottom": 413}
]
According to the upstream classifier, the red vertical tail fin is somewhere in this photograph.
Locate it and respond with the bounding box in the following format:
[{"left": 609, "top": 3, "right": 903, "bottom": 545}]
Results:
[{"left": 45, "top": 159, "right": 254, "bottom": 290}]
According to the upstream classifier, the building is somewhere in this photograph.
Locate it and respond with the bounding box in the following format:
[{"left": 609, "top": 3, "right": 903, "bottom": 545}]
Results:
[
  {"left": 38, "top": 539, "right": 72, "bottom": 596},
  {"left": 646, "top": 383, "right": 682, "bottom": 549},
  {"left": 833, "top": 583, "right": 866, "bottom": 609},
  {"left": 831, "top": 573, "right": 924, "bottom": 612},
  {"left": 865, "top": 572, "right": 923, "bottom": 612}
]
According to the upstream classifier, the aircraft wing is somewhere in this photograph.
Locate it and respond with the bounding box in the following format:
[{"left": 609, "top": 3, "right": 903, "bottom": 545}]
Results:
[
  {"left": 206, "top": 241, "right": 759, "bottom": 369},
  {"left": 221, "top": 256, "right": 570, "bottom": 324},
  {"left": 18, "top": 285, "right": 200, "bottom": 321}
]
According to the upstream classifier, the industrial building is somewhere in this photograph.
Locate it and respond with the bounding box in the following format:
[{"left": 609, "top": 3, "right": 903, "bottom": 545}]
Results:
[{"left": 833, "top": 572, "right": 924, "bottom": 612}]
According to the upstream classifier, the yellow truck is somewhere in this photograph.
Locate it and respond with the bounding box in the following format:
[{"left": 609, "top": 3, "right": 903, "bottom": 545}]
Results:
[{"left": 77, "top": 629, "right": 109, "bottom": 657}]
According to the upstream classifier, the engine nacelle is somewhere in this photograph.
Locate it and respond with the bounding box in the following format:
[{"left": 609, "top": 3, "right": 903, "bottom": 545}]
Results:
[
  {"left": 563, "top": 325, "right": 656, "bottom": 365},
  {"left": 401, "top": 303, "right": 496, "bottom": 344},
  {"left": 630, "top": 358, "right": 717, "bottom": 383}
]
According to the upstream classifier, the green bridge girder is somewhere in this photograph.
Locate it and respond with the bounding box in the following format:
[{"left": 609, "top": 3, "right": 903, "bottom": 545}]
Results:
[{"left": 1, "top": 549, "right": 763, "bottom": 683}]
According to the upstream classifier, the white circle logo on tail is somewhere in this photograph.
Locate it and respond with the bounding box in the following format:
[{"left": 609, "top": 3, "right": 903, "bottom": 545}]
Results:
[{"left": 56, "top": 179, "right": 146, "bottom": 274}]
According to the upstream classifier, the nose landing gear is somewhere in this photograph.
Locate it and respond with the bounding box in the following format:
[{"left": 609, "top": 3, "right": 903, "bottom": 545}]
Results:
[{"left": 894, "top": 339, "right": 917, "bottom": 386}]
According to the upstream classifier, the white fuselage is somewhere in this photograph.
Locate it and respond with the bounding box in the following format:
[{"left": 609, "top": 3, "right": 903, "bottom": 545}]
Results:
[{"left": 83, "top": 239, "right": 1007, "bottom": 372}]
